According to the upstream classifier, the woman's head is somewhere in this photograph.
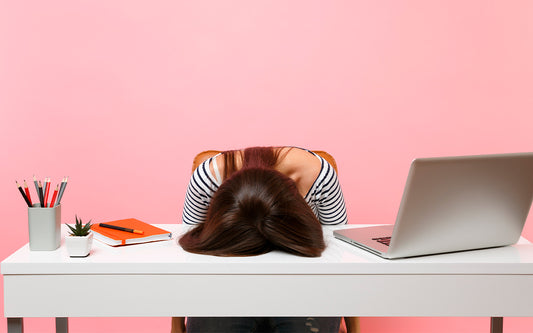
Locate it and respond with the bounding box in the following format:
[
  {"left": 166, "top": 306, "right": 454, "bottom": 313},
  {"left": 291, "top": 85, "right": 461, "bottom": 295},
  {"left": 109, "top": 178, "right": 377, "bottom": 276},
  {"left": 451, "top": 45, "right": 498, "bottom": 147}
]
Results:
[{"left": 179, "top": 167, "right": 325, "bottom": 257}]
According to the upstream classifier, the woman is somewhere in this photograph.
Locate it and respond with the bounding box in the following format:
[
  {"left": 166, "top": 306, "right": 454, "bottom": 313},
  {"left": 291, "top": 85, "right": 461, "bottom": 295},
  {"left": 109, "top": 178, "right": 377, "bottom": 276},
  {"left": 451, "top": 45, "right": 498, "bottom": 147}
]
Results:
[{"left": 173, "top": 146, "right": 348, "bottom": 333}]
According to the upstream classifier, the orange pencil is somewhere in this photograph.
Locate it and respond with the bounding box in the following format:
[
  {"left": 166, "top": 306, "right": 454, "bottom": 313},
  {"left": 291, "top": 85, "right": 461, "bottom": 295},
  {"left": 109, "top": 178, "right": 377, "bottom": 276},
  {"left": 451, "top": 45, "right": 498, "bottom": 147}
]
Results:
[
  {"left": 23, "top": 180, "right": 32, "bottom": 206},
  {"left": 49, "top": 184, "right": 59, "bottom": 207}
]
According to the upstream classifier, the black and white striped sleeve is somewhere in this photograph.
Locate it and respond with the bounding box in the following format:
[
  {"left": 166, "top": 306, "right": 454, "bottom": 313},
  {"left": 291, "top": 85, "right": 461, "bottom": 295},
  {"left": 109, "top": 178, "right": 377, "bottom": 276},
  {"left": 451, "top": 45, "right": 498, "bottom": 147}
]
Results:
[
  {"left": 308, "top": 157, "right": 348, "bottom": 225},
  {"left": 181, "top": 158, "right": 220, "bottom": 225}
]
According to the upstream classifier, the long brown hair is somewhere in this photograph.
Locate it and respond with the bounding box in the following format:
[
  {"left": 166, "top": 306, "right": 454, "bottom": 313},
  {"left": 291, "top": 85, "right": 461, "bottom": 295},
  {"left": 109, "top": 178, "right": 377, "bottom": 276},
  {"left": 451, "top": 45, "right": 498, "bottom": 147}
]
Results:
[
  {"left": 221, "top": 146, "right": 285, "bottom": 180},
  {"left": 179, "top": 147, "right": 325, "bottom": 257}
]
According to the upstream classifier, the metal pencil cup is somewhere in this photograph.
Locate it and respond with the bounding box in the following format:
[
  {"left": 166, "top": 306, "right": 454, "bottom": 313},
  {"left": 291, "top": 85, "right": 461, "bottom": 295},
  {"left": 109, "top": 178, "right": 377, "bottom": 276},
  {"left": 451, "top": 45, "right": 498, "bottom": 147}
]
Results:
[{"left": 28, "top": 204, "right": 61, "bottom": 251}]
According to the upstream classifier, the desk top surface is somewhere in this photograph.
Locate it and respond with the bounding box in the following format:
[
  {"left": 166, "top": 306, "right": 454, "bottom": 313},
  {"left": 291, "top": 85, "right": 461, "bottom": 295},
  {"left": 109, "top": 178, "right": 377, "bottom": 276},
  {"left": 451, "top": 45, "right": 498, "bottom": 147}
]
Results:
[{"left": 3, "top": 224, "right": 533, "bottom": 275}]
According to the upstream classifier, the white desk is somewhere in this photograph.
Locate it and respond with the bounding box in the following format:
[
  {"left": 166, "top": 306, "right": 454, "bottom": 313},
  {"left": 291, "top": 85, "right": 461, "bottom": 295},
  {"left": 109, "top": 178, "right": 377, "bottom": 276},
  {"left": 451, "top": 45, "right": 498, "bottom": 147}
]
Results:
[{"left": 3, "top": 224, "right": 533, "bottom": 333}]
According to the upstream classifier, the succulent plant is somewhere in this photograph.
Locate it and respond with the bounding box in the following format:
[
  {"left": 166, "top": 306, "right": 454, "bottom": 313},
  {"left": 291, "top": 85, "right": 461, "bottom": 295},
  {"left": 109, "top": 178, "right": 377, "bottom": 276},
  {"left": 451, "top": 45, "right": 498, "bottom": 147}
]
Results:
[{"left": 67, "top": 215, "right": 92, "bottom": 236}]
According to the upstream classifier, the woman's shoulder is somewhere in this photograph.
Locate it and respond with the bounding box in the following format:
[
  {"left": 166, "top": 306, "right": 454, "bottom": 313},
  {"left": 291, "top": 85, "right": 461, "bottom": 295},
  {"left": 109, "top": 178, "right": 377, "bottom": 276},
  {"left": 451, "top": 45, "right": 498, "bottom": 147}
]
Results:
[
  {"left": 206, "top": 147, "right": 323, "bottom": 188},
  {"left": 281, "top": 147, "right": 321, "bottom": 167},
  {"left": 277, "top": 147, "right": 322, "bottom": 195}
]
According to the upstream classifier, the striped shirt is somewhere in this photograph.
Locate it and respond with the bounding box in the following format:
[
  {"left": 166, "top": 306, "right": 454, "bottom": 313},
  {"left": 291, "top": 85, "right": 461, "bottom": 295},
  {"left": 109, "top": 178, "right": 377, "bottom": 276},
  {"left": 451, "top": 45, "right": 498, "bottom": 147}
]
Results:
[{"left": 182, "top": 149, "right": 348, "bottom": 225}]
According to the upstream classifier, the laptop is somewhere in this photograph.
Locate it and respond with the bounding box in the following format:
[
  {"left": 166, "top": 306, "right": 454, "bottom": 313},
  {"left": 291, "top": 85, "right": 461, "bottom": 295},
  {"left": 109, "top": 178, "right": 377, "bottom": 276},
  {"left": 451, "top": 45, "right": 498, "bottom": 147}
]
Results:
[{"left": 334, "top": 152, "right": 533, "bottom": 259}]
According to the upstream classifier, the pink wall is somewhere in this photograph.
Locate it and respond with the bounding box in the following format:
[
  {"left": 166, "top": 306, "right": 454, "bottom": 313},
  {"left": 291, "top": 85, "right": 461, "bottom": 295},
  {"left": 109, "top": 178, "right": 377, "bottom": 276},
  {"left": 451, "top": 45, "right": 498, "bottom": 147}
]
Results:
[{"left": 1, "top": 1, "right": 532, "bottom": 332}]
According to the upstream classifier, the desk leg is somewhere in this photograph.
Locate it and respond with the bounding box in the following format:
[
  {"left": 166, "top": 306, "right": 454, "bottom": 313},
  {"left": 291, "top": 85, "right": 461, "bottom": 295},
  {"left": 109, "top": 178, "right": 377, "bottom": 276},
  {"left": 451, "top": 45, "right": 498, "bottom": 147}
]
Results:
[
  {"left": 490, "top": 317, "right": 503, "bottom": 333},
  {"left": 56, "top": 317, "right": 68, "bottom": 333},
  {"left": 7, "top": 318, "right": 23, "bottom": 333}
]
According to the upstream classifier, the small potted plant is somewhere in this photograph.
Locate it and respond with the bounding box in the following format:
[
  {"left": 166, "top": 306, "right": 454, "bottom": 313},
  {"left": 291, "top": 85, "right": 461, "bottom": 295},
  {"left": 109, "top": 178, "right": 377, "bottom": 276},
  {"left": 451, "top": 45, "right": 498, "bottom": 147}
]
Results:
[{"left": 65, "top": 215, "right": 93, "bottom": 257}]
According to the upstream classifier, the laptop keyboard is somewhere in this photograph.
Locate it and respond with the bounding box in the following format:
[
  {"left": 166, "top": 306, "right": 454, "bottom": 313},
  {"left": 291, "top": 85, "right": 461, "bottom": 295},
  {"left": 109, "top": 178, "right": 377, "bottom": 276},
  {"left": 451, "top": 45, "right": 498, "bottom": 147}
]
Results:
[{"left": 372, "top": 237, "right": 391, "bottom": 246}]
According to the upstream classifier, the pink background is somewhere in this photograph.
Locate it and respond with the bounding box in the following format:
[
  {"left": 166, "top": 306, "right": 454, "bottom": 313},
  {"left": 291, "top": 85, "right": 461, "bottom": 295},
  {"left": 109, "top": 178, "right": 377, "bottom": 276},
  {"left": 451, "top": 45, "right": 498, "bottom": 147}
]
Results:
[{"left": 1, "top": 1, "right": 532, "bottom": 332}]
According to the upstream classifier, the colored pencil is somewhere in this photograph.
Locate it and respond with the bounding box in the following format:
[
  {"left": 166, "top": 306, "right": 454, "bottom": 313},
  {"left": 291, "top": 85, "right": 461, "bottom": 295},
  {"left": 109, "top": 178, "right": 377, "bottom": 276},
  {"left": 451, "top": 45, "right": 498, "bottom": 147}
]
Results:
[
  {"left": 38, "top": 181, "right": 44, "bottom": 207},
  {"left": 16, "top": 181, "right": 32, "bottom": 207},
  {"left": 56, "top": 177, "right": 68, "bottom": 206},
  {"left": 43, "top": 178, "right": 50, "bottom": 207},
  {"left": 23, "top": 180, "right": 32, "bottom": 206},
  {"left": 49, "top": 184, "right": 59, "bottom": 208},
  {"left": 33, "top": 175, "right": 41, "bottom": 206}
]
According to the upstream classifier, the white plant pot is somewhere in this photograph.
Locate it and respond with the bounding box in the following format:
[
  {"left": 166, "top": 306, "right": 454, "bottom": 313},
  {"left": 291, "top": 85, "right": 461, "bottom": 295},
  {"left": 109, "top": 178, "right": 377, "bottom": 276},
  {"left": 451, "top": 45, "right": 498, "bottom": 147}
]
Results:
[{"left": 65, "top": 232, "right": 93, "bottom": 257}]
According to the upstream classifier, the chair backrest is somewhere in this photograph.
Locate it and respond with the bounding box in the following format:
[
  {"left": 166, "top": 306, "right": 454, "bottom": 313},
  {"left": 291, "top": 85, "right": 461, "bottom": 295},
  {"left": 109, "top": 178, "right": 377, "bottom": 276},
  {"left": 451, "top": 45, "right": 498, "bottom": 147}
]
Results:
[{"left": 191, "top": 149, "right": 338, "bottom": 174}]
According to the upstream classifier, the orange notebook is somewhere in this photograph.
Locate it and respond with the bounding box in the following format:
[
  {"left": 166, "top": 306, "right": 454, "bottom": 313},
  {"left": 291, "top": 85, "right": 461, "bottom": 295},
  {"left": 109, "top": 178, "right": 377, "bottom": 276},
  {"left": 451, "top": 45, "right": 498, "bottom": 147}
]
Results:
[{"left": 91, "top": 218, "right": 172, "bottom": 246}]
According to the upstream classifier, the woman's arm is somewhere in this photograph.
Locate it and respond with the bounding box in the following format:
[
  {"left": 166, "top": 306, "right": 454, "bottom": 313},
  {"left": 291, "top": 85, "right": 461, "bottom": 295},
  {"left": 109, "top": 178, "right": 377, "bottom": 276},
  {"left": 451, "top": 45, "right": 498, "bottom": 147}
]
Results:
[
  {"left": 314, "top": 160, "right": 348, "bottom": 225},
  {"left": 182, "top": 158, "right": 219, "bottom": 224}
]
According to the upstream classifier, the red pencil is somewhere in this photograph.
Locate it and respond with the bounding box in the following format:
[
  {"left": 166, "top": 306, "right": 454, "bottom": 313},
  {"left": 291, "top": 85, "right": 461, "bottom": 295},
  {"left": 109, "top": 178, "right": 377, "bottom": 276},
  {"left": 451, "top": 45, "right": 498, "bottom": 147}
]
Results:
[
  {"left": 23, "top": 180, "right": 32, "bottom": 206},
  {"left": 49, "top": 184, "right": 59, "bottom": 207},
  {"left": 43, "top": 178, "right": 50, "bottom": 207}
]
